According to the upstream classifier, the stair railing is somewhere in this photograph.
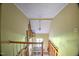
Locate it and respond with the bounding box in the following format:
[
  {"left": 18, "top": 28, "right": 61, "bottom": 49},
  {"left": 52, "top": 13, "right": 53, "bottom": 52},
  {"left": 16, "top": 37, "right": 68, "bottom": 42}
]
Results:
[{"left": 1, "top": 41, "right": 43, "bottom": 56}]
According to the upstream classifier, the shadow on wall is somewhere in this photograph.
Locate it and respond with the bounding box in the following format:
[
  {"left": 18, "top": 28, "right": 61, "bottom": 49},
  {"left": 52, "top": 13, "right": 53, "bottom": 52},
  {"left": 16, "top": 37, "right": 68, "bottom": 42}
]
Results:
[{"left": 77, "top": 3, "right": 79, "bottom": 7}]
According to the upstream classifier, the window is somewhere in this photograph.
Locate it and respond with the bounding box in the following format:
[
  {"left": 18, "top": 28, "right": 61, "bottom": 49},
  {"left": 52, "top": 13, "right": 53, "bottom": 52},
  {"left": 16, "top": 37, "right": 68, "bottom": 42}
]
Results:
[{"left": 36, "top": 38, "right": 43, "bottom": 47}]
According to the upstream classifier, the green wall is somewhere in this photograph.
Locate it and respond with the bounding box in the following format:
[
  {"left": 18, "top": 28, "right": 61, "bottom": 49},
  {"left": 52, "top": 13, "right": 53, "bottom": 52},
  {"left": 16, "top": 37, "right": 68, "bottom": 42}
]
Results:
[
  {"left": 1, "top": 3, "right": 29, "bottom": 56},
  {"left": 49, "top": 4, "right": 79, "bottom": 56}
]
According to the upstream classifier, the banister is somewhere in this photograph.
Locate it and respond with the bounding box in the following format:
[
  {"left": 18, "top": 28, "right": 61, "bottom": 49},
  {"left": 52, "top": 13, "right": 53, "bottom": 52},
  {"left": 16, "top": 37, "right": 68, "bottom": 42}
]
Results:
[
  {"left": 48, "top": 40, "right": 58, "bottom": 56},
  {"left": 0, "top": 41, "right": 10, "bottom": 43},
  {"left": 48, "top": 40, "right": 58, "bottom": 52},
  {"left": 1, "top": 41, "right": 43, "bottom": 44},
  {"left": 1, "top": 41, "right": 43, "bottom": 56}
]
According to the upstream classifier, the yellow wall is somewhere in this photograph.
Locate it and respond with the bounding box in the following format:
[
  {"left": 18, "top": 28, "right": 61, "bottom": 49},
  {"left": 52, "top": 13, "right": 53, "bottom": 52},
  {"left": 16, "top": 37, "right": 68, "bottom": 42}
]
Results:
[
  {"left": 0, "top": 3, "right": 1, "bottom": 54},
  {"left": 1, "top": 3, "right": 29, "bottom": 56},
  {"left": 33, "top": 34, "right": 49, "bottom": 51},
  {"left": 49, "top": 4, "right": 79, "bottom": 56}
]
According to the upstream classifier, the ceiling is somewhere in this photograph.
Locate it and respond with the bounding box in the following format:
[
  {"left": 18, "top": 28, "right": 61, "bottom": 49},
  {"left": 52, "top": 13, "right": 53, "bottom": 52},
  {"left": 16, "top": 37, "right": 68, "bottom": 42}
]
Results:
[
  {"left": 15, "top": 3, "right": 67, "bottom": 34},
  {"left": 30, "top": 20, "right": 52, "bottom": 33}
]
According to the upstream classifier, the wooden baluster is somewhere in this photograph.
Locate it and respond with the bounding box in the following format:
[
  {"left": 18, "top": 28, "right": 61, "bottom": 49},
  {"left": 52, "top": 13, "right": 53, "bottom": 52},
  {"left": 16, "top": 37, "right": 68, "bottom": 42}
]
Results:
[
  {"left": 13, "top": 44, "right": 14, "bottom": 56},
  {"left": 42, "top": 42, "right": 43, "bottom": 56},
  {"left": 20, "top": 44, "right": 21, "bottom": 52},
  {"left": 16, "top": 44, "right": 18, "bottom": 55}
]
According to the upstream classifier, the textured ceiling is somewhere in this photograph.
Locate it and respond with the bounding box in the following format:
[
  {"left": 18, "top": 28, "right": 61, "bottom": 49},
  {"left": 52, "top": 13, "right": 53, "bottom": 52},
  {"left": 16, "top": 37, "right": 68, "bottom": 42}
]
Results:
[{"left": 15, "top": 3, "right": 67, "bottom": 34}]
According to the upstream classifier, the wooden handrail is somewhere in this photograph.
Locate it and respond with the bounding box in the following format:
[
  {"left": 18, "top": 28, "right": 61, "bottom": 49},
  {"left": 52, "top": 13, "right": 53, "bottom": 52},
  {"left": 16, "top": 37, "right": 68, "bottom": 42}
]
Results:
[
  {"left": 48, "top": 40, "right": 58, "bottom": 56},
  {"left": 1, "top": 41, "right": 43, "bottom": 44},
  {"left": 49, "top": 40, "right": 58, "bottom": 52},
  {"left": 1, "top": 41, "right": 10, "bottom": 43}
]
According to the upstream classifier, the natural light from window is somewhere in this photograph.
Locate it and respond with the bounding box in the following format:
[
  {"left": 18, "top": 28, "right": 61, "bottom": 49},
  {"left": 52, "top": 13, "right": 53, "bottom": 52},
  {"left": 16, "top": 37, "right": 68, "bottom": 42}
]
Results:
[{"left": 36, "top": 38, "right": 43, "bottom": 47}]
